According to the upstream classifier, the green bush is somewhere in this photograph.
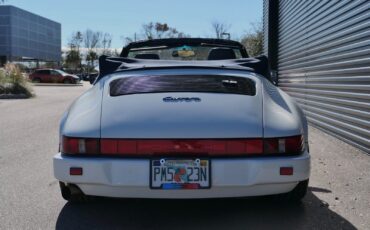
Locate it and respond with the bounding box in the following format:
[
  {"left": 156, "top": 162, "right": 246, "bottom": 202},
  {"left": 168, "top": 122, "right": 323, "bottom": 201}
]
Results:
[{"left": 0, "top": 64, "right": 34, "bottom": 98}]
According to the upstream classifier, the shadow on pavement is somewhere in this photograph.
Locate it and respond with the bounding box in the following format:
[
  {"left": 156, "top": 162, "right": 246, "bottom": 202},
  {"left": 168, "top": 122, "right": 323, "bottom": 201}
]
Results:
[{"left": 56, "top": 188, "right": 356, "bottom": 230}]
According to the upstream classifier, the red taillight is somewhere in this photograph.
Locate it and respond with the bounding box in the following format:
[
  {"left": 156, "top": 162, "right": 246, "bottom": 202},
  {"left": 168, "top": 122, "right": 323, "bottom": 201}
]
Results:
[
  {"left": 246, "top": 139, "right": 264, "bottom": 154},
  {"left": 62, "top": 137, "right": 79, "bottom": 154},
  {"left": 118, "top": 140, "right": 137, "bottom": 154},
  {"left": 62, "top": 136, "right": 99, "bottom": 154},
  {"left": 99, "top": 139, "right": 265, "bottom": 156},
  {"left": 100, "top": 140, "right": 137, "bottom": 155},
  {"left": 285, "top": 135, "right": 304, "bottom": 153},
  {"left": 263, "top": 138, "right": 279, "bottom": 154},
  {"left": 263, "top": 136, "right": 303, "bottom": 154},
  {"left": 100, "top": 139, "right": 117, "bottom": 154},
  {"left": 61, "top": 135, "right": 303, "bottom": 156}
]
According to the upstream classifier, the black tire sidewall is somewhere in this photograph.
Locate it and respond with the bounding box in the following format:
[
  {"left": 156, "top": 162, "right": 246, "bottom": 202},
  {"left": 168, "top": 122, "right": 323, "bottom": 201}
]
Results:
[{"left": 63, "top": 79, "right": 72, "bottom": 84}]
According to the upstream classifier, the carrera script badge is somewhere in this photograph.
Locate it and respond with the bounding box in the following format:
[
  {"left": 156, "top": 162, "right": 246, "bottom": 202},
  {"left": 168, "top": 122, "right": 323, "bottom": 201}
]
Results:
[{"left": 163, "top": 97, "right": 201, "bottom": 102}]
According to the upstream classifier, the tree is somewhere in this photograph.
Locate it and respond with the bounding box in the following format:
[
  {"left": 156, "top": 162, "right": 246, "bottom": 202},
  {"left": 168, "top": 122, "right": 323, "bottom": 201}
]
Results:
[
  {"left": 211, "top": 21, "right": 231, "bottom": 39},
  {"left": 83, "top": 29, "right": 103, "bottom": 70},
  {"left": 101, "top": 33, "right": 113, "bottom": 55},
  {"left": 121, "top": 35, "right": 135, "bottom": 46},
  {"left": 70, "top": 31, "right": 83, "bottom": 52},
  {"left": 125, "top": 22, "right": 189, "bottom": 42},
  {"left": 85, "top": 50, "right": 98, "bottom": 70},
  {"left": 65, "top": 49, "right": 81, "bottom": 70},
  {"left": 113, "top": 49, "right": 121, "bottom": 57},
  {"left": 64, "top": 32, "right": 83, "bottom": 71},
  {"left": 240, "top": 21, "right": 263, "bottom": 57},
  {"left": 83, "top": 29, "right": 102, "bottom": 52},
  {"left": 142, "top": 22, "right": 171, "bottom": 39}
]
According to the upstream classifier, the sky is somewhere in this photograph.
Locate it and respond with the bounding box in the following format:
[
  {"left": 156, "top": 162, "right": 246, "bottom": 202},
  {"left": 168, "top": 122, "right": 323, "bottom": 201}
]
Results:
[{"left": 5, "top": 0, "right": 263, "bottom": 48}]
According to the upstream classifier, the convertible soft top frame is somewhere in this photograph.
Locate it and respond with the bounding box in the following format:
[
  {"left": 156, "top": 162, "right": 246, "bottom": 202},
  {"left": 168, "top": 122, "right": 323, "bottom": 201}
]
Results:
[
  {"left": 120, "top": 38, "right": 249, "bottom": 57},
  {"left": 97, "top": 55, "right": 272, "bottom": 83}
]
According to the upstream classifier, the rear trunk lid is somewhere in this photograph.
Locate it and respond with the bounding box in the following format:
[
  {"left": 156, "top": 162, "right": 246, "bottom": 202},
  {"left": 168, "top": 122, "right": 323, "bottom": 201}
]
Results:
[{"left": 100, "top": 73, "right": 263, "bottom": 138}]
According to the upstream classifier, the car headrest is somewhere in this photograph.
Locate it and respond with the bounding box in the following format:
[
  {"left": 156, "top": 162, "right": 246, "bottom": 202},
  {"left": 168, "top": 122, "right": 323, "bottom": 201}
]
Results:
[
  {"left": 207, "top": 48, "right": 236, "bottom": 60},
  {"left": 134, "top": 53, "right": 160, "bottom": 60}
]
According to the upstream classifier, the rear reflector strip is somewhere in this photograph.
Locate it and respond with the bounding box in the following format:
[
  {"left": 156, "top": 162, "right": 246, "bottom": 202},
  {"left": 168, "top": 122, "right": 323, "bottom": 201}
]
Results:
[
  {"left": 62, "top": 135, "right": 303, "bottom": 156},
  {"left": 100, "top": 139, "right": 265, "bottom": 156},
  {"left": 280, "top": 167, "right": 293, "bottom": 176},
  {"left": 100, "top": 139, "right": 117, "bottom": 154},
  {"left": 70, "top": 167, "right": 83, "bottom": 176}
]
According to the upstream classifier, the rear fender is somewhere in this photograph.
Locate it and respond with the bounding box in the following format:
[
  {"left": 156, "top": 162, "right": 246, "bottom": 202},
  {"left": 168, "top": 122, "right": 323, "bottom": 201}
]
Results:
[
  {"left": 61, "top": 81, "right": 105, "bottom": 138},
  {"left": 262, "top": 78, "right": 308, "bottom": 146}
]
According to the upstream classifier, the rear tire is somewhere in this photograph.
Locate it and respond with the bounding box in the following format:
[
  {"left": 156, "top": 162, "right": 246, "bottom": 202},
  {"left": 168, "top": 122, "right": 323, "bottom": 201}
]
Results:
[
  {"left": 59, "top": 182, "right": 86, "bottom": 203},
  {"left": 32, "top": 78, "right": 41, "bottom": 83},
  {"left": 277, "top": 179, "right": 309, "bottom": 202},
  {"left": 63, "top": 79, "right": 72, "bottom": 84}
]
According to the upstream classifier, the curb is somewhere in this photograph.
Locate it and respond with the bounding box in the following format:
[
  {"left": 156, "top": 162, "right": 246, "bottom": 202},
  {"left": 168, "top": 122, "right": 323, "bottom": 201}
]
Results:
[{"left": 32, "top": 83, "right": 83, "bottom": 87}]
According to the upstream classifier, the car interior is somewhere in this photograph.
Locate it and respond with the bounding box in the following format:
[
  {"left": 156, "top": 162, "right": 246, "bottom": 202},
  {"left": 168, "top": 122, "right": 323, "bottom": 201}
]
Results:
[
  {"left": 207, "top": 48, "right": 236, "bottom": 60},
  {"left": 134, "top": 53, "right": 160, "bottom": 59},
  {"left": 133, "top": 47, "right": 237, "bottom": 60}
]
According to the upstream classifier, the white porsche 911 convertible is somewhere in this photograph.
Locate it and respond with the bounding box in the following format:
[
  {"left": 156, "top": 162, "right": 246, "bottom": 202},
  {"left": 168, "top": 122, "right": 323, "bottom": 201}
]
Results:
[{"left": 54, "top": 38, "right": 310, "bottom": 202}]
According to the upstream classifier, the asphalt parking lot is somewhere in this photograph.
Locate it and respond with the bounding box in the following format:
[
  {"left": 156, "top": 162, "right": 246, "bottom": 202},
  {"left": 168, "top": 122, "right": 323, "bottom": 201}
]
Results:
[{"left": 0, "top": 83, "right": 369, "bottom": 230}]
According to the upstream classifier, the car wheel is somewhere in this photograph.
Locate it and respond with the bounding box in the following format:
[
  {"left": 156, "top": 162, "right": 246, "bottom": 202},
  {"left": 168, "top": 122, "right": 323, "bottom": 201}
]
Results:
[
  {"left": 59, "top": 182, "right": 86, "bottom": 203},
  {"left": 32, "top": 78, "right": 41, "bottom": 83},
  {"left": 277, "top": 179, "right": 309, "bottom": 202},
  {"left": 63, "top": 79, "right": 72, "bottom": 84}
]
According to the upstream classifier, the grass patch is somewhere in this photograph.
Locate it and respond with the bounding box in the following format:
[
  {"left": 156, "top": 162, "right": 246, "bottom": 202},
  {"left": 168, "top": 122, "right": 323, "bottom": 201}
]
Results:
[{"left": 0, "top": 64, "right": 34, "bottom": 98}]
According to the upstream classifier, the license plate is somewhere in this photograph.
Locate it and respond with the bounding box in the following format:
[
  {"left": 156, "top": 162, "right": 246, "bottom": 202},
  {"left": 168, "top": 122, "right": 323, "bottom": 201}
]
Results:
[{"left": 150, "top": 158, "right": 210, "bottom": 189}]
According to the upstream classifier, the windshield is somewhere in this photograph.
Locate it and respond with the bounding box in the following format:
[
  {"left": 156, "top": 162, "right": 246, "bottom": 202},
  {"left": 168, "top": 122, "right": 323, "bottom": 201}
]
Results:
[{"left": 127, "top": 45, "right": 243, "bottom": 61}]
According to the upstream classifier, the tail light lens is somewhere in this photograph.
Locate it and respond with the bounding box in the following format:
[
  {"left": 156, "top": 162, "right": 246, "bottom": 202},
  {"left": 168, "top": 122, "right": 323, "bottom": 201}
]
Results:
[
  {"left": 61, "top": 135, "right": 303, "bottom": 156},
  {"left": 285, "top": 135, "right": 304, "bottom": 153},
  {"left": 264, "top": 135, "right": 304, "bottom": 154},
  {"left": 62, "top": 136, "right": 99, "bottom": 154}
]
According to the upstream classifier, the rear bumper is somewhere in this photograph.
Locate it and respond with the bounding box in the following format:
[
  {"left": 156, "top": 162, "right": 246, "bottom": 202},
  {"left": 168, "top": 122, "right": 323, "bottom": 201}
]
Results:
[{"left": 53, "top": 151, "right": 310, "bottom": 198}]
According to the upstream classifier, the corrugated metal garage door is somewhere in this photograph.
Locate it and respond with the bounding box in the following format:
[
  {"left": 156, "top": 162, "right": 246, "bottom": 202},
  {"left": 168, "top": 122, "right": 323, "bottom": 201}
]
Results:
[{"left": 264, "top": 0, "right": 370, "bottom": 153}]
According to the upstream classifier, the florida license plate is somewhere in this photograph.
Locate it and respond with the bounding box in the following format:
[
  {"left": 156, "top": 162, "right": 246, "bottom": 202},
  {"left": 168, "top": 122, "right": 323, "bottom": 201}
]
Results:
[{"left": 150, "top": 159, "right": 210, "bottom": 189}]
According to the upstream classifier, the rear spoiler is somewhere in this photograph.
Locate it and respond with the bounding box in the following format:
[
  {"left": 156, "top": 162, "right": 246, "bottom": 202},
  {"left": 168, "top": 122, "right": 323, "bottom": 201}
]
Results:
[{"left": 97, "top": 55, "right": 272, "bottom": 83}]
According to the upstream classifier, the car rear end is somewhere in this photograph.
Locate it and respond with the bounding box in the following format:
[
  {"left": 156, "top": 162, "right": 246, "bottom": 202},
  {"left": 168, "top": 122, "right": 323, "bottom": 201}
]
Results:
[
  {"left": 54, "top": 69, "right": 310, "bottom": 200},
  {"left": 62, "top": 74, "right": 80, "bottom": 84},
  {"left": 28, "top": 71, "right": 40, "bottom": 82}
]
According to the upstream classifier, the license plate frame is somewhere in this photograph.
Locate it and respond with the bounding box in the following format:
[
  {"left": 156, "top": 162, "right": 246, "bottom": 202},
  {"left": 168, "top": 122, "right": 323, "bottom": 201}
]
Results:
[{"left": 150, "top": 158, "right": 211, "bottom": 190}]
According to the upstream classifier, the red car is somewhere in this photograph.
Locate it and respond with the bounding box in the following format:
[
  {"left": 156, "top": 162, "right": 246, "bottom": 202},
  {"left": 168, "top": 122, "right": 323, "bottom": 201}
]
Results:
[{"left": 29, "top": 69, "right": 80, "bottom": 84}]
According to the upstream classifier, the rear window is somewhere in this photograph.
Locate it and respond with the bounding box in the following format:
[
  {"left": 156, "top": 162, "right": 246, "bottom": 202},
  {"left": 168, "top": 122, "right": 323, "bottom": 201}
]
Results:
[
  {"left": 110, "top": 75, "right": 256, "bottom": 96},
  {"left": 36, "top": 70, "right": 50, "bottom": 74}
]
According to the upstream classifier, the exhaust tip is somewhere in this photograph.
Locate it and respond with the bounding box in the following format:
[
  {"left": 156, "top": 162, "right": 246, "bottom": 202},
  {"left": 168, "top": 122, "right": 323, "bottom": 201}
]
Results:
[{"left": 59, "top": 182, "right": 85, "bottom": 201}]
